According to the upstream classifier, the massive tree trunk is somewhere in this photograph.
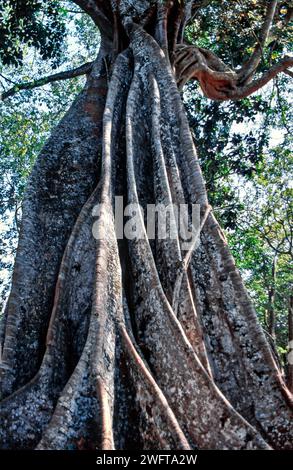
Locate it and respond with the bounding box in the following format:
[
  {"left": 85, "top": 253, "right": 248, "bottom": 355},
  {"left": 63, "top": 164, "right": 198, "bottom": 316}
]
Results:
[{"left": 0, "top": 0, "right": 292, "bottom": 450}]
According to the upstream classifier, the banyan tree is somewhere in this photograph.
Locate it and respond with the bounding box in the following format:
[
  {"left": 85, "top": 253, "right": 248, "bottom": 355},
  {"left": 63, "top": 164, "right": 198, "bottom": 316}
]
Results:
[{"left": 0, "top": 0, "right": 292, "bottom": 450}]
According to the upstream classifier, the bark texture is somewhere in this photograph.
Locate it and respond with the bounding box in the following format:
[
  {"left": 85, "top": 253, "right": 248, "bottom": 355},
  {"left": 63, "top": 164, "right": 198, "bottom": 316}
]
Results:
[{"left": 0, "top": 0, "right": 292, "bottom": 450}]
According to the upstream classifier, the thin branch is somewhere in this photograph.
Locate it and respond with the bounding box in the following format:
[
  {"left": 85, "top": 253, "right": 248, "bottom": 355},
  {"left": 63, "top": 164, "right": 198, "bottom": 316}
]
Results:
[
  {"left": 0, "top": 72, "right": 18, "bottom": 85},
  {"left": 275, "top": 75, "right": 291, "bottom": 134},
  {"left": 284, "top": 69, "right": 293, "bottom": 78},
  {"left": 177, "top": 0, "right": 213, "bottom": 43},
  {"left": 63, "top": 10, "right": 86, "bottom": 14},
  {"left": 238, "top": 0, "right": 278, "bottom": 84},
  {"left": 230, "top": 56, "right": 293, "bottom": 100},
  {"left": 191, "top": 0, "right": 213, "bottom": 16},
  {"left": 268, "top": 4, "right": 293, "bottom": 66},
  {"left": 1, "top": 62, "right": 93, "bottom": 100}
]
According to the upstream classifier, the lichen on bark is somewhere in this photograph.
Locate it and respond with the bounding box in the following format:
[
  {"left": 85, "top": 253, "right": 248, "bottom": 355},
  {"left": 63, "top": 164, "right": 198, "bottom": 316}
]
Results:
[{"left": 0, "top": 0, "right": 292, "bottom": 450}]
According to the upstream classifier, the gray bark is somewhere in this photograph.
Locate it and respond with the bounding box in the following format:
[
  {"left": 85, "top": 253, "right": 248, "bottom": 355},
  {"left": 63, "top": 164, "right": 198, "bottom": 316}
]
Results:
[
  {"left": 288, "top": 296, "right": 293, "bottom": 393},
  {"left": 0, "top": 0, "right": 292, "bottom": 450},
  {"left": 0, "top": 49, "right": 109, "bottom": 398}
]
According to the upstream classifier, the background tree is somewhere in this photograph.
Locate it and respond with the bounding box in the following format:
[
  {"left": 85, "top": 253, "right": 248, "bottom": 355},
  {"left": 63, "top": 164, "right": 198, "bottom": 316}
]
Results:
[
  {"left": 0, "top": 0, "right": 292, "bottom": 450},
  {"left": 229, "top": 144, "right": 292, "bottom": 378}
]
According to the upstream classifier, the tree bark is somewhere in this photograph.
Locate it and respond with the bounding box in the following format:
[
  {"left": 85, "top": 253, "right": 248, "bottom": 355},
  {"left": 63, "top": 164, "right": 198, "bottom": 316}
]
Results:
[
  {"left": 288, "top": 295, "right": 293, "bottom": 393},
  {"left": 0, "top": 0, "right": 292, "bottom": 450}
]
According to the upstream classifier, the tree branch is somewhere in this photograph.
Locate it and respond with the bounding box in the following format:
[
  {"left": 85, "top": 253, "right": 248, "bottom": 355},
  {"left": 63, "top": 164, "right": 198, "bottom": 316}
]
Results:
[
  {"left": 175, "top": 43, "right": 293, "bottom": 101},
  {"left": 237, "top": 0, "right": 278, "bottom": 84},
  {"left": 230, "top": 56, "right": 293, "bottom": 100},
  {"left": 1, "top": 62, "right": 93, "bottom": 101},
  {"left": 71, "top": 0, "right": 113, "bottom": 38},
  {"left": 0, "top": 73, "right": 17, "bottom": 85},
  {"left": 284, "top": 69, "right": 293, "bottom": 78},
  {"left": 190, "top": 0, "right": 213, "bottom": 18}
]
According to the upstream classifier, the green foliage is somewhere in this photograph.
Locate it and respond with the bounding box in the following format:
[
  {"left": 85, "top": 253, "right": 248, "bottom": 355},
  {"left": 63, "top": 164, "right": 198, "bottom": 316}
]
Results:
[
  {"left": 0, "top": 74, "right": 87, "bottom": 308},
  {"left": 0, "top": 0, "right": 67, "bottom": 67},
  {"left": 0, "top": 3, "right": 99, "bottom": 309},
  {"left": 185, "top": 0, "right": 293, "bottom": 69},
  {"left": 227, "top": 140, "right": 292, "bottom": 353},
  {"left": 183, "top": 1, "right": 293, "bottom": 357}
]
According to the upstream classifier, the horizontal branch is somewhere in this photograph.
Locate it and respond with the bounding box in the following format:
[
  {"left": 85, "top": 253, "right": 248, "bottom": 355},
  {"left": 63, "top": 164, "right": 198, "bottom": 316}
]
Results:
[
  {"left": 1, "top": 62, "right": 93, "bottom": 101},
  {"left": 230, "top": 56, "right": 293, "bottom": 100},
  {"left": 175, "top": 44, "right": 293, "bottom": 101}
]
